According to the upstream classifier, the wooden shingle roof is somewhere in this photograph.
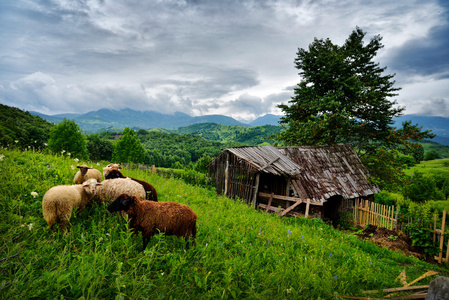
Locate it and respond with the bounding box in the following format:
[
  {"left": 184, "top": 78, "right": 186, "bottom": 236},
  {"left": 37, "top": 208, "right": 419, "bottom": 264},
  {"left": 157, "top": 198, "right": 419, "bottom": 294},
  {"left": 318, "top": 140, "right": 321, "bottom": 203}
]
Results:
[
  {"left": 277, "top": 143, "right": 380, "bottom": 202},
  {"left": 226, "top": 145, "right": 302, "bottom": 177}
]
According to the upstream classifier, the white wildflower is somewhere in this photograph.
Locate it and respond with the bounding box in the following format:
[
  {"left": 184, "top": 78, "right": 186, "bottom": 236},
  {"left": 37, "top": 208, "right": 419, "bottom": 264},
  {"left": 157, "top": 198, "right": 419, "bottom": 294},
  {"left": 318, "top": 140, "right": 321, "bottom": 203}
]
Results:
[
  {"left": 15, "top": 140, "right": 18, "bottom": 143},
  {"left": 28, "top": 223, "right": 33, "bottom": 231},
  {"left": 0, "top": 154, "right": 4, "bottom": 161},
  {"left": 31, "top": 191, "right": 38, "bottom": 198},
  {"left": 74, "top": 158, "right": 79, "bottom": 163},
  {"left": 68, "top": 152, "right": 71, "bottom": 156},
  {"left": 44, "top": 143, "right": 47, "bottom": 146},
  {"left": 71, "top": 165, "right": 75, "bottom": 170}
]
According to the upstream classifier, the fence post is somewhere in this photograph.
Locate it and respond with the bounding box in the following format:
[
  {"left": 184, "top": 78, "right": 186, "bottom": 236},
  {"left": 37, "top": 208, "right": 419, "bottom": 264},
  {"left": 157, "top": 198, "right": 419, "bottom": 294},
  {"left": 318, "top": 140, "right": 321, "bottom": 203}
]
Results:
[{"left": 438, "top": 210, "right": 446, "bottom": 263}]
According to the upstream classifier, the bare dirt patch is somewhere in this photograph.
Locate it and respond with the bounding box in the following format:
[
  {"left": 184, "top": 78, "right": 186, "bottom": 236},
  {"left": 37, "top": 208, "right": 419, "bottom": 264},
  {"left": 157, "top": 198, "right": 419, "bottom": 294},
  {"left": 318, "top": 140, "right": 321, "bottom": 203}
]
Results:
[{"left": 355, "top": 225, "right": 428, "bottom": 260}]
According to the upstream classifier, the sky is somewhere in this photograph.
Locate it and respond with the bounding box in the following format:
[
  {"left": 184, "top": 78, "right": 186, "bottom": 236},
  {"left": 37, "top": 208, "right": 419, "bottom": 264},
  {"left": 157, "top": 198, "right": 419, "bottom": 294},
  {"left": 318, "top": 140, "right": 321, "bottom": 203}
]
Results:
[{"left": 1, "top": 0, "right": 448, "bottom": 122}]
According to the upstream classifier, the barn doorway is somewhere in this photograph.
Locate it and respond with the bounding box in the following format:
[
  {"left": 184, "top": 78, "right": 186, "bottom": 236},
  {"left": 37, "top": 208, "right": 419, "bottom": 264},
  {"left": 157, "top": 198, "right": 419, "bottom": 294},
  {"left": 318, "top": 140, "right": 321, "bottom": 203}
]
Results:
[{"left": 323, "top": 195, "right": 343, "bottom": 227}]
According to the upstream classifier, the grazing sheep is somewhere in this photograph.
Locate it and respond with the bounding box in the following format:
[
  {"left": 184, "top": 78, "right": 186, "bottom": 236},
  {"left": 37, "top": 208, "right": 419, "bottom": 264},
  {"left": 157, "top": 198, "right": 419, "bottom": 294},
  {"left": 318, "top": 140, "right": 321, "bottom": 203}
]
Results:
[
  {"left": 73, "top": 165, "right": 103, "bottom": 184},
  {"left": 107, "top": 194, "right": 197, "bottom": 251},
  {"left": 42, "top": 179, "right": 102, "bottom": 231},
  {"left": 105, "top": 169, "right": 158, "bottom": 201},
  {"left": 94, "top": 178, "right": 145, "bottom": 204},
  {"left": 103, "top": 163, "right": 122, "bottom": 178}
]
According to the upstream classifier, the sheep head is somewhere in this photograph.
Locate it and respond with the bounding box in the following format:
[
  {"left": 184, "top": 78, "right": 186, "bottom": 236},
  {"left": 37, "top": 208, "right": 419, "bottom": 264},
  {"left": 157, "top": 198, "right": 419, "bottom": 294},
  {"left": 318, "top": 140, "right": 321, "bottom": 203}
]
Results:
[
  {"left": 77, "top": 165, "right": 92, "bottom": 175},
  {"left": 82, "top": 178, "right": 102, "bottom": 195},
  {"left": 107, "top": 193, "right": 135, "bottom": 213},
  {"left": 105, "top": 169, "right": 123, "bottom": 179},
  {"left": 103, "top": 163, "right": 122, "bottom": 178}
]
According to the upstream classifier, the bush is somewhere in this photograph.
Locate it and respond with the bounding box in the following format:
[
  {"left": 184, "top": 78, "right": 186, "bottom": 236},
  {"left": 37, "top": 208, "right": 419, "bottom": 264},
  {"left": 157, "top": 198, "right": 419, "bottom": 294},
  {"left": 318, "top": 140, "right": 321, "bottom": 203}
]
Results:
[
  {"left": 424, "top": 150, "right": 440, "bottom": 161},
  {"left": 402, "top": 171, "right": 444, "bottom": 202}
]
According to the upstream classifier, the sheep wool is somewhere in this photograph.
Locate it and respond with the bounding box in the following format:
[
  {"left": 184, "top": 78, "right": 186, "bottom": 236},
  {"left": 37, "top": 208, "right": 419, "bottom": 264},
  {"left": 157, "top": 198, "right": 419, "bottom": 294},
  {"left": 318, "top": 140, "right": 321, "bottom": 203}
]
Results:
[
  {"left": 107, "top": 194, "right": 197, "bottom": 251},
  {"left": 94, "top": 178, "right": 145, "bottom": 204},
  {"left": 73, "top": 165, "right": 103, "bottom": 184},
  {"left": 105, "top": 169, "right": 158, "bottom": 201},
  {"left": 102, "top": 163, "right": 122, "bottom": 179},
  {"left": 42, "top": 179, "right": 102, "bottom": 231}
]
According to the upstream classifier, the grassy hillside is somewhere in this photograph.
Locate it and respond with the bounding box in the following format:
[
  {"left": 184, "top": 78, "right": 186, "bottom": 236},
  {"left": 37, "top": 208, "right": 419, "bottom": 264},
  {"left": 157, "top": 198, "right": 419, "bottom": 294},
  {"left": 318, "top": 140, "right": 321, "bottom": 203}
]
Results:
[
  {"left": 421, "top": 140, "right": 449, "bottom": 158},
  {"left": 1, "top": 148, "right": 447, "bottom": 299},
  {"left": 404, "top": 158, "right": 449, "bottom": 178},
  {"left": 0, "top": 104, "right": 54, "bottom": 149}
]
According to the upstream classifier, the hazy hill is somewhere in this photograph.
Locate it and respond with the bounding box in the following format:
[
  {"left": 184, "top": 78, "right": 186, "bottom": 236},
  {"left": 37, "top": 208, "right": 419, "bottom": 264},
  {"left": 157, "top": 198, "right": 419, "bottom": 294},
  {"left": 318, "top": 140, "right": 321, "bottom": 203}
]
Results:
[
  {"left": 30, "top": 108, "right": 249, "bottom": 132},
  {"left": 26, "top": 107, "right": 449, "bottom": 145}
]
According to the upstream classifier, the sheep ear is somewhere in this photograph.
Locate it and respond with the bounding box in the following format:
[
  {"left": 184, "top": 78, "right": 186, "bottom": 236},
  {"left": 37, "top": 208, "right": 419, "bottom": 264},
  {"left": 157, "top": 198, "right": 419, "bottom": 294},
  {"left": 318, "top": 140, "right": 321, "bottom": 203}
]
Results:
[
  {"left": 77, "top": 166, "right": 82, "bottom": 169},
  {"left": 96, "top": 182, "right": 102, "bottom": 186}
]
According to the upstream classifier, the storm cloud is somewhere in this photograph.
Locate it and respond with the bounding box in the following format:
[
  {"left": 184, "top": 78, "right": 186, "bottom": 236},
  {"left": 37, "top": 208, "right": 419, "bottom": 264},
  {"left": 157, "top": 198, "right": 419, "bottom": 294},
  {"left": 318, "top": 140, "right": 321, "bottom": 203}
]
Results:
[{"left": 1, "top": 0, "right": 448, "bottom": 120}]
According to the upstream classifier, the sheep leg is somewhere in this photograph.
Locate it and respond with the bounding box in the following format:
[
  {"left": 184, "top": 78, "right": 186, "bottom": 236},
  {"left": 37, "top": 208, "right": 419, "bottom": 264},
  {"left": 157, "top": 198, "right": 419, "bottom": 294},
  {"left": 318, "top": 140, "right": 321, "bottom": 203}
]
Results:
[
  {"left": 59, "top": 220, "right": 67, "bottom": 232},
  {"left": 142, "top": 236, "right": 150, "bottom": 251}
]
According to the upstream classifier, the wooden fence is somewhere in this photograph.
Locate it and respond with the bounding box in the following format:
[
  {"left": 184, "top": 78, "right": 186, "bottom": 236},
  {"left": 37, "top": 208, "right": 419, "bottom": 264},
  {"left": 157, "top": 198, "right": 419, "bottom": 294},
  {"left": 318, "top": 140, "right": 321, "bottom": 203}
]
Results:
[{"left": 348, "top": 199, "right": 397, "bottom": 230}]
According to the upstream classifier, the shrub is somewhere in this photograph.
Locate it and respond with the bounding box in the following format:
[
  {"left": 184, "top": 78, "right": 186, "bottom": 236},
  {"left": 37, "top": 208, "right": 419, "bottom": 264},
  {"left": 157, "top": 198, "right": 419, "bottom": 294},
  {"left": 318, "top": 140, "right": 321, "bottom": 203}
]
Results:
[{"left": 424, "top": 150, "right": 440, "bottom": 161}]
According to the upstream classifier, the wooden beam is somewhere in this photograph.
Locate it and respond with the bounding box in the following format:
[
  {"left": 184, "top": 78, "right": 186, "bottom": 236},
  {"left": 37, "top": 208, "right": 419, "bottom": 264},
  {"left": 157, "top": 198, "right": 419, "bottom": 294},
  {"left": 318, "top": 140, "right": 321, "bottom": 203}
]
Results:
[
  {"left": 305, "top": 198, "right": 310, "bottom": 217},
  {"left": 439, "top": 210, "right": 446, "bottom": 263},
  {"left": 363, "top": 285, "right": 429, "bottom": 294},
  {"left": 259, "top": 203, "right": 284, "bottom": 214},
  {"left": 259, "top": 157, "right": 280, "bottom": 172},
  {"left": 224, "top": 152, "right": 229, "bottom": 196},
  {"left": 258, "top": 192, "right": 323, "bottom": 206},
  {"left": 251, "top": 173, "right": 260, "bottom": 209},
  {"left": 279, "top": 200, "right": 302, "bottom": 217},
  {"left": 265, "top": 193, "right": 274, "bottom": 212}
]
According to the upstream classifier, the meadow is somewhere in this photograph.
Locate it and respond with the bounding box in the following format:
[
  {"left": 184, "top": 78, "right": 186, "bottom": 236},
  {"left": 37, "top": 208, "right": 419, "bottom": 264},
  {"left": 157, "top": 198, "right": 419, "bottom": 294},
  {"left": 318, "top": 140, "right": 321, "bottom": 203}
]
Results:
[{"left": 1, "top": 148, "right": 448, "bottom": 299}]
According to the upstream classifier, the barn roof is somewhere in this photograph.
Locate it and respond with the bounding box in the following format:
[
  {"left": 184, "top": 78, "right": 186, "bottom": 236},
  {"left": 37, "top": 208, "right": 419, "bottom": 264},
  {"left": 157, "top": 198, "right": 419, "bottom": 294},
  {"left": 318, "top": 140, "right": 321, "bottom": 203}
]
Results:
[
  {"left": 224, "top": 145, "right": 302, "bottom": 176},
  {"left": 277, "top": 143, "right": 380, "bottom": 202}
]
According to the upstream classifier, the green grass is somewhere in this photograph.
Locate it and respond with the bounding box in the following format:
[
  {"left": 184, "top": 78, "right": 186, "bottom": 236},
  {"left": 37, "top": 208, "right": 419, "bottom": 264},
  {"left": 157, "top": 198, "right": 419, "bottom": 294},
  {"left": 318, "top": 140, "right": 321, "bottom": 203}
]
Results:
[
  {"left": 1, "top": 148, "right": 448, "bottom": 299},
  {"left": 404, "top": 158, "right": 449, "bottom": 177}
]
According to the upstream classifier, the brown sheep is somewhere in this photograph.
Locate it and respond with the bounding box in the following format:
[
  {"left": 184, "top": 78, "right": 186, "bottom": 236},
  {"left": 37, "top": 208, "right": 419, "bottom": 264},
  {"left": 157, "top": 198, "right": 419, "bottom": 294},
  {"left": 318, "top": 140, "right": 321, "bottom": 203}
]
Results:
[
  {"left": 73, "top": 165, "right": 102, "bottom": 184},
  {"left": 107, "top": 194, "right": 197, "bottom": 251},
  {"left": 105, "top": 169, "right": 158, "bottom": 201}
]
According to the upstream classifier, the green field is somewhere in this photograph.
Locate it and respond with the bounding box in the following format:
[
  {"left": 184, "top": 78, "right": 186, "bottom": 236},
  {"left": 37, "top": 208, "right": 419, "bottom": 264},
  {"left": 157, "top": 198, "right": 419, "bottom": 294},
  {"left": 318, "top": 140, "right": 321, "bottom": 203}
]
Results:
[
  {"left": 404, "top": 158, "right": 449, "bottom": 177},
  {"left": 1, "top": 148, "right": 448, "bottom": 299}
]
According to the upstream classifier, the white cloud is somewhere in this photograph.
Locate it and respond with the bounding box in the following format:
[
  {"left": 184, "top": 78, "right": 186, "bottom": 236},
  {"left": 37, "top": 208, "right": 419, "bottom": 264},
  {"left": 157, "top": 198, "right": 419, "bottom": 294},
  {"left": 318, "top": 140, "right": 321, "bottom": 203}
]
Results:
[{"left": 1, "top": 0, "right": 448, "bottom": 119}]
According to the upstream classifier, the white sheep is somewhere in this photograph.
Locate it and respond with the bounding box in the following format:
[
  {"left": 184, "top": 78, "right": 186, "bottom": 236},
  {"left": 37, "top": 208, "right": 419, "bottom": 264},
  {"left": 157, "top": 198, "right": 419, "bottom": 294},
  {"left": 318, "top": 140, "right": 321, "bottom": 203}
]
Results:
[
  {"left": 42, "top": 179, "right": 102, "bottom": 231},
  {"left": 102, "top": 163, "right": 122, "bottom": 179},
  {"left": 93, "top": 178, "right": 146, "bottom": 204},
  {"left": 73, "top": 164, "right": 103, "bottom": 184}
]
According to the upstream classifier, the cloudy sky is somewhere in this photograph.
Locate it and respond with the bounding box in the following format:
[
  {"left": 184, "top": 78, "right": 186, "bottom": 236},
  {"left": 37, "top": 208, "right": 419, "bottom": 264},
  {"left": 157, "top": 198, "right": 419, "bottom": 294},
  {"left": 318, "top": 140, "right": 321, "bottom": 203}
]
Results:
[{"left": 1, "top": 0, "right": 448, "bottom": 121}]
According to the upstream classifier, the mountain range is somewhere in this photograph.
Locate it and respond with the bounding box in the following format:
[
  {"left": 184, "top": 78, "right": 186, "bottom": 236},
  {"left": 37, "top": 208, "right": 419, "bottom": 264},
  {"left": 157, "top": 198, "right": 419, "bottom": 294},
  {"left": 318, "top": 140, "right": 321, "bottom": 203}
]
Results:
[
  {"left": 30, "top": 109, "right": 449, "bottom": 145},
  {"left": 30, "top": 108, "right": 282, "bottom": 131}
]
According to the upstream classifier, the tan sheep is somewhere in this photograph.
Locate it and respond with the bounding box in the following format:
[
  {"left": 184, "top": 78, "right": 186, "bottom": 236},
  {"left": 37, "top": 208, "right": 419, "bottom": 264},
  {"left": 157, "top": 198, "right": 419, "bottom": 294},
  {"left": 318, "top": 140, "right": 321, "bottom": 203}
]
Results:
[
  {"left": 93, "top": 178, "right": 146, "bottom": 204},
  {"left": 102, "top": 163, "right": 122, "bottom": 179},
  {"left": 42, "top": 179, "right": 102, "bottom": 231},
  {"left": 73, "top": 164, "right": 103, "bottom": 184}
]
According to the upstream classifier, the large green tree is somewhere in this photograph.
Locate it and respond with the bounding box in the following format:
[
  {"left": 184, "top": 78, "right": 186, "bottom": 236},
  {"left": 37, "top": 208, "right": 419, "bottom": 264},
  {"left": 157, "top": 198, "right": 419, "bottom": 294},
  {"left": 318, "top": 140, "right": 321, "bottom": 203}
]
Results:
[
  {"left": 87, "top": 134, "right": 114, "bottom": 161},
  {"left": 276, "top": 28, "right": 434, "bottom": 188},
  {"left": 47, "top": 118, "right": 89, "bottom": 159},
  {"left": 113, "top": 127, "right": 145, "bottom": 164}
]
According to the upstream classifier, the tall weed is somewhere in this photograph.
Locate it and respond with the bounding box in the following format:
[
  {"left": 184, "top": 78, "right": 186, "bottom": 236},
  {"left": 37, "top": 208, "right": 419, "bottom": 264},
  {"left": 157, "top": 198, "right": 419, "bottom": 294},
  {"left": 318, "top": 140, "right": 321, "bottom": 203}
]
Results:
[{"left": 0, "top": 148, "right": 447, "bottom": 299}]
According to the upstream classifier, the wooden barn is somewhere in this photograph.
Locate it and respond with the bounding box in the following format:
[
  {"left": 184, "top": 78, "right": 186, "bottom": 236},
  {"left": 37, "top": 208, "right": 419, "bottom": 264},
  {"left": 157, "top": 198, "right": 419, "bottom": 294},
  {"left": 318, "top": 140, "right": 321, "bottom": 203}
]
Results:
[{"left": 208, "top": 143, "right": 380, "bottom": 224}]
